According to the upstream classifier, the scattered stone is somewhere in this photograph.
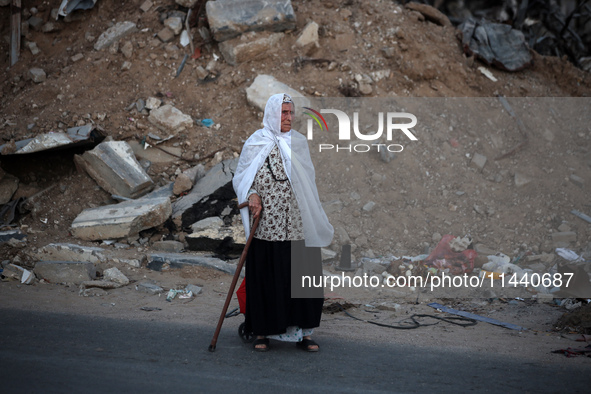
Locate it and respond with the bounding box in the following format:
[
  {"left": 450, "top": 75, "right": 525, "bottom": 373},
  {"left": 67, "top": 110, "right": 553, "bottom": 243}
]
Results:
[
  {"left": 173, "top": 172, "right": 193, "bottom": 195},
  {"left": 145, "top": 97, "right": 161, "bottom": 110},
  {"left": 34, "top": 261, "right": 96, "bottom": 284},
  {"left": 103, "top": 267, "right": 129, "bottom": 285},
  {"left": 140, "top": 0, "right": 153, "bottom": 13},
  {"left": 294, "top": 21, "right": 319, "bottom": 55},
  {"left": 514, "top": 172, "right": 531, "bottom": 187},
  {"left": 28, "top": 16, "right": 44, "bottom": 31},
  {"left": 121, "top": 61, "right": 132, "bottom": 71},
  {"left": 184, "top": 164, "right": 206, "bottom": 184},
  {"left": 157, "top": 27, "right": 175, "bottom": 43},
  {"left": 94, "top": 21, "right": 137, "bottom": 51},
  {"left": 206, "top": 0, "right": 296, "bottom": 42},
  {"left": 246, "top": 74, "right": 309, "bottom": 112},
  {"left": 219, "top": 32, "right": 284, "bottom": 66},
  {"left": 536, "top": 293, "right": 554, "bottom": 304},
  {"left": 322, "top": 200, "right": 343, "bottom": 214},
  {"left": 146, "top": 252, "right": 236, "bottom": 274},
  {"left": 28, "top": 68, "right": 46, "bottom": 83},
  {"left": 137, "top": 282, "right": 164, "bottom": 294},
  {"left": 470, "top": 153, "right": 487, "bottom": 171},
  {"left": 569, "top": 174, "right": 584, "bottom": 188},
  {"left": 71, "top": 53, "right": 84, "bottom": 62},
  {"left": 557, "top": 223, "right": 571, "bottom": 232},
  {"left": 121, "top": 41, "right": 133, "bottom": 58},
  {"left": 76, "top": 140, "right": 154, "bottom": 198},
  {"left": 71, "top": 196, "right": 171, "bottom": 241},
  {"left": 405, "top": 2, "right": 452, "bottom": 27},
  {"left": 176, "top": 0, "right": 198, "bottom": 7},
  {"left": 432, "top": 232, "right": 442, "bottom": 243},
  {"left": 195, "top": 66, "right": 209, "bottom": 80},
  {"left": 185, "top": 284, "right": 203, "bottom": 295},
  {"left": 41, "top": 22, "right": 57, "bottom": 33},
  {"left": 153, "top": 240, "right": 184, "bottom": 253},
  {"left": 26, "top": 41, "right": 40, "bottom": 55},
  {"left": 164, "top": 17, "right": 183, "bottom": 35},
  {"left": 362, "top": 201, "right": 376, "bottom": 212},
  {"left": 148, "top": 104, "right": 193, "bottom": 132},
  {"left": 474, "top": 244, "right": 498, "bottom": 256},
  {"left": 85, "top": 31, "right": 95, "bottom": 42}
]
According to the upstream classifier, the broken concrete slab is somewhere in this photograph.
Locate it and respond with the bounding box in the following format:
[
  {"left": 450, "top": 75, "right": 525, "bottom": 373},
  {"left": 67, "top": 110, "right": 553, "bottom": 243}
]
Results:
[
  {"left": 70, "top": 196, "right": 171, "bottom": 241},
  {"left": 172, "top": 158, "right": 238, "bottom": 229},
  {"left": 94, "top": 21, "right": 137, "bottom": 51},
  {"left": 32, "top": 243, "right": 109, "bottom": 264},
  {"left": 76, "top": 140, "right": 154, "bottom": 199},
  {"left": 148, "top": 104, "right": 193, "bottom": 132},
  {"left": 34, "top": 261, "right": 96, "bottom": 284},
  {"left": 146, "top": 252, "right": 236, "bottom": 274},
  {"left": 206, "top": 0, "right": 296, "bottom": 42},
  {"left": 173, "top": 173, "right": 192, "bottom": 195},
  {"left": 219, "top": 32, "right": 284, "bottom": 66},
  {"left": 245, "top": 75, "right": 310, "bottom": 112},
  {"left": 186, "top": 223, "right": 246, "bottom": 255},
  {"left": 0, "top": 124, "right": 105, "bottom": 156}
]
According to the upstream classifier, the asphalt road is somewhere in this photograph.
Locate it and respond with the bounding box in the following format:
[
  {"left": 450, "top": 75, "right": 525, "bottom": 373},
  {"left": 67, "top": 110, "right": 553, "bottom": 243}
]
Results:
[{"left": 0, "top": 308, "right": 588, "bottom": 393}]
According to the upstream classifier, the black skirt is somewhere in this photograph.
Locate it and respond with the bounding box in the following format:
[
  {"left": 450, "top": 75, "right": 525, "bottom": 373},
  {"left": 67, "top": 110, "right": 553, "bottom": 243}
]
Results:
[{"left": 244, "top": 238, "right": 324, "bottom": 336}]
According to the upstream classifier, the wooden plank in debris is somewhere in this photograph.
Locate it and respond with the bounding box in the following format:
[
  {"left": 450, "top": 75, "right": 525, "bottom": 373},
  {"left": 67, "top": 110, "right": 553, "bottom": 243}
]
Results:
[{"left": 10, "top": 0, "right": 22, "bottom": 67}]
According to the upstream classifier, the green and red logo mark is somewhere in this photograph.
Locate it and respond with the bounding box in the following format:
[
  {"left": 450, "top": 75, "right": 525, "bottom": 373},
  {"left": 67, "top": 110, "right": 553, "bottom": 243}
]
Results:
[{"left": 303, "top": 107, "right": 329, "bottom": 133}]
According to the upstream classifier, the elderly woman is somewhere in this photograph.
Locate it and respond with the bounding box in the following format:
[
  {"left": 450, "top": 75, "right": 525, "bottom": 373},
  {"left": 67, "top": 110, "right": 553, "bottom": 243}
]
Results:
[{"left": 233, "top": 93, "right": 333, "bottom": 352}]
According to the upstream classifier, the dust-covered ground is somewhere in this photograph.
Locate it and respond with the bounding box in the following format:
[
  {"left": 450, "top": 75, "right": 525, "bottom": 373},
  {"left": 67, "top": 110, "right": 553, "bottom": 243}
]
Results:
[{"left": 1, "top": 0, "right": 591, "bottom": 366}]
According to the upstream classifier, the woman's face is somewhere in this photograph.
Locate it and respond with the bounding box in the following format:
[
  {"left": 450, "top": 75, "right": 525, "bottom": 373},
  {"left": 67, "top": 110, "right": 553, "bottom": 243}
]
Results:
[{"left": 281, "top": 103, "right": 294, "bottom": 133}]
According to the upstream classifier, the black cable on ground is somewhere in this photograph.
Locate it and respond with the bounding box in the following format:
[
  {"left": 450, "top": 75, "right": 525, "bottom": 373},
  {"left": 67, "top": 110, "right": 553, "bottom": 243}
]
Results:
[{"left": 337, "top": 303, "right": 478, "bottom": 329}]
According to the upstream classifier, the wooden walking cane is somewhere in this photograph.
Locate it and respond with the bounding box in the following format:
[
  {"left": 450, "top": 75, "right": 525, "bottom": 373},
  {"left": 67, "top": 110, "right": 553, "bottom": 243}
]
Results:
[{"left": 208, "top": 201, "right": 260, "bottom": 352}]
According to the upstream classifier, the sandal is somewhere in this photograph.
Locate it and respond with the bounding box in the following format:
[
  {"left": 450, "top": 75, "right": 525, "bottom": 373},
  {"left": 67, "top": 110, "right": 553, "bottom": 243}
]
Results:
[
  {"left": 296, "top": 338, "right": 319, "bottom": 352},
  {"left": 253, "top": 337, "right": 269, "bottom": 352}
]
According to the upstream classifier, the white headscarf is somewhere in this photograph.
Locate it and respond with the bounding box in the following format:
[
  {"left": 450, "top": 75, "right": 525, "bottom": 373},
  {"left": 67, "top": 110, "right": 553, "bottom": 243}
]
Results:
[{"left": 233, "top": 93, "right": 334, "bottom": 247}]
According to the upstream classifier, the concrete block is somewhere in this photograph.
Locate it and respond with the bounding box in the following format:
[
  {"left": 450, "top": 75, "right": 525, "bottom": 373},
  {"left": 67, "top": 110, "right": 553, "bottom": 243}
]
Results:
[
  {"left": 146, "top": 252, "right": 236, "bottom": 274},
  {"left": 245, "top": 74, "right": 309, "bottom": 112},
  {"left": 219, "top": 32, "right": 284, "bottom": 66},
  {"left": 78, "top": 140, "right": 154, "bottom": 199},
  {"left": 294, "top": 21, "right": 319, "bottom": 55},
  {"left": 148, "top": 104, "right": 193, "bottom": 132},
  {"left": 172, "top": 158, "right": 238, "bottom": 228},
  {"left": 128, "top": 140, "right": 181, "bottom": 164},
  {"left": 206, "top": 0, "right": 296, "bottom": 42},
  {"left": 190, "top": 217, "right": 224, "bottom": 233},
  {"left": 28, "top": 68, "right": 46, "bottom": 83},
  {"left": 71, "top": 197, "right": 172, "bottom": 241},
  {"left": 95, "top": 21, "right": 137, "bottom": 51},
  {"left": 34, "top": 261, "right": 96, "bottom": 284}
]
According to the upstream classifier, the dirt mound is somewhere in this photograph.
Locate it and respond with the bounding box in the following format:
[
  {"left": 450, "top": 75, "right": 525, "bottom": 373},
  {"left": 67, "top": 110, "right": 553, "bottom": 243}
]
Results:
[{"left": 555, "top": 303, "right": 591, "bottom": 334}]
